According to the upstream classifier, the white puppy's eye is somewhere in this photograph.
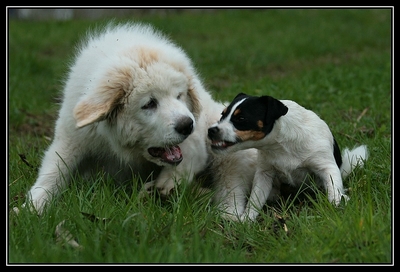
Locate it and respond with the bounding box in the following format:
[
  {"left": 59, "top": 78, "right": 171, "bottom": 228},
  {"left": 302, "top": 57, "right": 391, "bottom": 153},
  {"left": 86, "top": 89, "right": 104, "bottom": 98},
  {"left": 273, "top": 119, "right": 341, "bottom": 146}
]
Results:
[
  {"left": 142, "top": 98, "right": 157, "bottom": 110},
  {"left": 177, "top": 93, "right": 183, "bottom": 100}
]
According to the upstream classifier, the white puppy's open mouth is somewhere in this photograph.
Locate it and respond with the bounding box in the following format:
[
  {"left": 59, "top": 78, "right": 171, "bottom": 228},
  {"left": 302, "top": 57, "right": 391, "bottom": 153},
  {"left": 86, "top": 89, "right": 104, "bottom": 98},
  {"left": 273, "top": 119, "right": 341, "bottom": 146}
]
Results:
[{"left": 148, "top": 145, "right": 183, "bottom": 165}]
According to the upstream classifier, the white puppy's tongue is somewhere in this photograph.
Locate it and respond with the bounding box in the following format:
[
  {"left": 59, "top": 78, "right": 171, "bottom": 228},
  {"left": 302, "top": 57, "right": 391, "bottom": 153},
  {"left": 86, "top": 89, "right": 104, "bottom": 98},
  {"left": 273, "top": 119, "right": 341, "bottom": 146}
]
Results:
[{"left": 148, "top": 146, "right": 183, "bottom": 165}]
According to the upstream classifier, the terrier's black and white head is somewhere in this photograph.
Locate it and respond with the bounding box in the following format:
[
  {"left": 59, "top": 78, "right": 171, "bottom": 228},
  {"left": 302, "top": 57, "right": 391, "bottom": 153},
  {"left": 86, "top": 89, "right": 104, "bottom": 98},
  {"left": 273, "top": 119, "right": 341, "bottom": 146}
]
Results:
[{"left": 207, "top": 92, "right": 288, "bottom": 153}]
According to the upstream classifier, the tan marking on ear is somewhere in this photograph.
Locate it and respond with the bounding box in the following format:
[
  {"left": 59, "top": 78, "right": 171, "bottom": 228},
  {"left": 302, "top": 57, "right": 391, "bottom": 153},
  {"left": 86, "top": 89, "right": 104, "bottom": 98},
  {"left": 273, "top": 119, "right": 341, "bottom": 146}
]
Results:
[
  {"left": 188, "top": 86, "right": 202, "bottom": 120},
  {"left": 137, "top": 47, "right": 160, "bottom": 69},
  {"left": 73, "top": 67, "right": 132, "bottom": 128},
  {"left": 168, "top": 60, "right": 187, "bottom": 74},
  {"left": 236, "top": 130, "right": 266, "bottom": 142}
]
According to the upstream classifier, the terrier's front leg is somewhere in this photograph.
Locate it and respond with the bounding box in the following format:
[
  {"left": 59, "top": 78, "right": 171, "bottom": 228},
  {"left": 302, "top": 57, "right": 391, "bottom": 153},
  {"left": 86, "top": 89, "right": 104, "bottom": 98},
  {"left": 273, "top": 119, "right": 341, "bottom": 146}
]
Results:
[{"left": 240, "top": 169, "right": 273, "bottom": 221}]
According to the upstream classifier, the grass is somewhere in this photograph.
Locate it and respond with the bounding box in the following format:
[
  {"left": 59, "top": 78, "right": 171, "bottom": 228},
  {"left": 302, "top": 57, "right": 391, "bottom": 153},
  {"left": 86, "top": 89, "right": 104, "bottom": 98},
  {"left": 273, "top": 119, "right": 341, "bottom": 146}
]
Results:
[{"left": 7, "top": 8, "right": 392, "bottom": 264}]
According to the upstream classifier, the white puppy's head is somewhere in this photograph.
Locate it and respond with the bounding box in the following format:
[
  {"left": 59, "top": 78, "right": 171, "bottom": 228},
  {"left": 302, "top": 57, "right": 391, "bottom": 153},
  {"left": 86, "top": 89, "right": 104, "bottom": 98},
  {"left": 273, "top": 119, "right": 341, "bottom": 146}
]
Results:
[
  {"left": 71, "top": 25, "right": 202, "bottom": 166},
  {"left": 208, "top": 93, "right": 288, "bottom": 153}
]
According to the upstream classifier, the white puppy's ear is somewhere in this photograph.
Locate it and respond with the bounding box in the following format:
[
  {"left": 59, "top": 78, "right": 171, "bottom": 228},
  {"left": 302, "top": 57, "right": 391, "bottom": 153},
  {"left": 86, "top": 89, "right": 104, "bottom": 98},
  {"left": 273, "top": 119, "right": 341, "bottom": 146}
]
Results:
[
  {"left": 188, "top": 86, "right": 202, "bottom": 120},
  {"left": 73, "top": 88, "right": 125, "bottom": 128},
  {"left": 73, "top": 66, "right": 133, "bottom": 128}
]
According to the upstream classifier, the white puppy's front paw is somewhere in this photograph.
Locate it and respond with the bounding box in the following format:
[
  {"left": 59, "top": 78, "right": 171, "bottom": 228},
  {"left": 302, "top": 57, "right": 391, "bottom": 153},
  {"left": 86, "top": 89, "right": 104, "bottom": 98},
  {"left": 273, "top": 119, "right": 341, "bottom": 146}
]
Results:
[
  {"left": 11, "top": 202, "right": 37, "bottom": 215},
  {"left": 139, "top": 179, "right": 175, "bottom": 199},
  {"left": 138, "top": 181, "right": 156, "bottom": 199},
  {"left": 142, "top": 181, "right": 156, "bottom": 193},
  {"left": 155, "top": 179, "right": 175, "bottom": 197}
]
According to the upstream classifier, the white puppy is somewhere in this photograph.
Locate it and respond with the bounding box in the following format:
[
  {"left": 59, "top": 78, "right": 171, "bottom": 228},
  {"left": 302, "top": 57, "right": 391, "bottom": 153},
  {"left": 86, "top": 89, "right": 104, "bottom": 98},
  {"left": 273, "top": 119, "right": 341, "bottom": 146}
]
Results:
[
  {"left": 208, "top": 92, "right": 368, "bottom": 221},
  {"left": 16, "top": 22, "right": 236, "bottom": 215}
]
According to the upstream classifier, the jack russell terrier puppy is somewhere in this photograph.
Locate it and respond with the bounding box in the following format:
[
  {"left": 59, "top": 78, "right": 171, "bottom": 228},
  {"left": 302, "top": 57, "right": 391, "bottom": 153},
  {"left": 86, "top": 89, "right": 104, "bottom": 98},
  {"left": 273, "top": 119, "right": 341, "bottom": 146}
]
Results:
[{"left": 208, "top": 92, "right": 368, "bottom": 221}]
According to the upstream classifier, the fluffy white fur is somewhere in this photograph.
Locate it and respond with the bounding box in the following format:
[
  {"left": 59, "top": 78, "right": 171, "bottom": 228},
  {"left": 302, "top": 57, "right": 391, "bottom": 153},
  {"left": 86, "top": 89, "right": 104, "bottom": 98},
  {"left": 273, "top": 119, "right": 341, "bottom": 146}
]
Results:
[
  {"left": 16, "top": 22, "right": 256, "bottom": 215},
  {"left": 209, "top": 97, "right": 368, "bottom": 221}
]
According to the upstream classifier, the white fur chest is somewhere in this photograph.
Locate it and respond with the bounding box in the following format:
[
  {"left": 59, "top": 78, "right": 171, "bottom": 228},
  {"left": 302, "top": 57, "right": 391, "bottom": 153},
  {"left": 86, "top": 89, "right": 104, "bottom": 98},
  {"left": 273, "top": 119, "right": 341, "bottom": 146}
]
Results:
[{"left": 258, "top": 149, "right": 311, "bottom": 187}]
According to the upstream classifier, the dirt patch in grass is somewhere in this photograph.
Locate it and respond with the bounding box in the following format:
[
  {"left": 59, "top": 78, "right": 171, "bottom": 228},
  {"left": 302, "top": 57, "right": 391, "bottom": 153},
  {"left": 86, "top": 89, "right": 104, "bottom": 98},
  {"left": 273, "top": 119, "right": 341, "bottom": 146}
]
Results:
[{"left": 11, "top": 110, "right": 56, "bottom": 138}]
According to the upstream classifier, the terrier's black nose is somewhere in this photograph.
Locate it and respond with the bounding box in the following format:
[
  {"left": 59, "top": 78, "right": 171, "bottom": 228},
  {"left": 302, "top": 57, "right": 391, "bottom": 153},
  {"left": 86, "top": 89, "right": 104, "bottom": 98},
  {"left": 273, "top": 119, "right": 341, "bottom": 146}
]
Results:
[
  {"left": 208, "top": 126, "right": 219, "bottom": 139},
  {"left": 175, "top": 117, "right": 194, "bottom": 136}
]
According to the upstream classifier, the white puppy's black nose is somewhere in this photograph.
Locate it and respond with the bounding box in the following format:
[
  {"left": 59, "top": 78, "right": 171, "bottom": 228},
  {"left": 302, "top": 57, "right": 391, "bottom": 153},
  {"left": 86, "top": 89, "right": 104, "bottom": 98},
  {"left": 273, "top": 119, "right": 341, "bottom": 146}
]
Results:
[{"left": 175, "top": 117, "right": 194, "bottom": 136}]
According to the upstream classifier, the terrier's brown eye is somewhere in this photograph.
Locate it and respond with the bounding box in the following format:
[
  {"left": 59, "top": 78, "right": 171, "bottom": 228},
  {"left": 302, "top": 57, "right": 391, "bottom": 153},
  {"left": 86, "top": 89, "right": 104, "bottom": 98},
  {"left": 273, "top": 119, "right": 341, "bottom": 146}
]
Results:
[{"left": 234, "top": 116, "right": 245, "bottom": 122}]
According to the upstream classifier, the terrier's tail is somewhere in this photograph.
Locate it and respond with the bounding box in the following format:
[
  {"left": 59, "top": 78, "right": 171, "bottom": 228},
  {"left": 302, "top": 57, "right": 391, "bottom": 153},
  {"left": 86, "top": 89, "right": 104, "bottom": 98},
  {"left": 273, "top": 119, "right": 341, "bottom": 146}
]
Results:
[{"left": 340, "top": 145, "right": 369, "bottom": 179}]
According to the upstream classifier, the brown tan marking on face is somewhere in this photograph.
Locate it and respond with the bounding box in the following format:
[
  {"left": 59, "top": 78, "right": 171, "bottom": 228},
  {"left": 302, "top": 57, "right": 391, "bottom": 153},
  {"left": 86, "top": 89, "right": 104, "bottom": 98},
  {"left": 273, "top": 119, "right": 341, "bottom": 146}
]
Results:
[
  {"left": 233, "top": 108, "right": 241, "bottom": 116},
  {"left": 235, "top": 130, "right": 266, "bottom": 141},
  {"left": 257, "top": 120, "right": 264, "bottom": 129}
]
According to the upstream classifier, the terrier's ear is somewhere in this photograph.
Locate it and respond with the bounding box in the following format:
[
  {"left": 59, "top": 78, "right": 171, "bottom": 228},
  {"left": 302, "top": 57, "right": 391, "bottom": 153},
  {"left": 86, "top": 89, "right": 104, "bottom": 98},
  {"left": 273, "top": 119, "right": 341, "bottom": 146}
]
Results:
[
  {"left": 260, "top": 95, "right": 288, "bottom": 123},
  {"left": 234, "top": 92, "right": 248, "bottom": 100}
]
